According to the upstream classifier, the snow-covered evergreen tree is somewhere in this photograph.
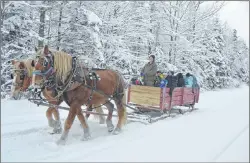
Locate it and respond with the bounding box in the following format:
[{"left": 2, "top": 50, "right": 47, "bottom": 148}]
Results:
[{"left": 1, "top": 1, "right": 249, "bottom": 98}]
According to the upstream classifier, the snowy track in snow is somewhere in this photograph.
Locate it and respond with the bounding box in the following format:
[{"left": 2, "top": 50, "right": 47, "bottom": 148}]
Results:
[{"left": 1, "top": 85, "right": 249, "bottom": 162}]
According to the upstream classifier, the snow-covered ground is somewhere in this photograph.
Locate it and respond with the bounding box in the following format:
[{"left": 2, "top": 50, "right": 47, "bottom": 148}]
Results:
[{"left": 1, "top": 85, "right": 249, "bottom": 162}]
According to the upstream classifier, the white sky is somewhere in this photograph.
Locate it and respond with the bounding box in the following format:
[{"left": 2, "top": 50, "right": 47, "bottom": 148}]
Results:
[{"left": 219, "top": 1, "right": 249, "bottom": 46}]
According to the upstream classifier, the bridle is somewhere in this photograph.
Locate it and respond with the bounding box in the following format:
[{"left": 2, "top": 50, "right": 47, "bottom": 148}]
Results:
[
  {"left": 32, "top": 55, "right": 56, "bottom": 88},
  {"left": 11, "top": 68, "right": 31, "bottom": 91}
]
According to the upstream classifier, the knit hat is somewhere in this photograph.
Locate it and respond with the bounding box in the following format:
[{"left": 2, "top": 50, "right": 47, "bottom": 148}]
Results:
[{"left": 149, "top": 55, "right": 155, "bottom": 61}]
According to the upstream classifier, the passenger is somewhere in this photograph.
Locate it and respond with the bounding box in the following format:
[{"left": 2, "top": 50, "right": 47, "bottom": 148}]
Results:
[
  {"left": 140, "top": 55, "right": 157, "bottom": 86},
  {"left": 165, "top": 71, "right": 178, "bottom": 95},
  {"left": 165, "top": 71, "right": 178, "bottom": 88},
  {"left": 192, "top": 74, "right": 199, "bottom": 89},
  {"left": 131, "top": 77, "right": 137, "bottom": 85},
  {"left": 176, "top": 73, "right": 185, "bottom": 87},
  {"left": 154, "top": 71, "right": 164, "bottom": 87},
  {"left": 185, "top": 72, "right": 200, "bottom": 93},
  {"left": 185, "top": 73, "right": 193, "bottom": 88}
]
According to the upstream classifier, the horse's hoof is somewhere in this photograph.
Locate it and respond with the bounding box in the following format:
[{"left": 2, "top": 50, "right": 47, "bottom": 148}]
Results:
[
  {"left": 81, "top": 128, "right": 91, "bottom": 141},
  {"left": 56, "top": 138, "right": 66, "bottom": 145},
  {"left": 108, "top": 128, "right": 114, "bottom": 133},
  {"left": 81, "top": 134, "right": 91, "bottom": 141},
  {"left": 57, "top": 131, "right": 68, "bottom": 145},
  {"left": 99, "top": 118, "right": 105, "bottom": 124},
  {"left": 81, "top": 136, "right": 91, "bottom": 141},
  {"left": 106, "top": 119, "right": 114, "bottom": 132},
  {"left": 108, "top": 126, "right": 114, "bottom": 132},
  {"left": 48, "top": 119, "right": 56, "bottom": 128},
  {"left": 53, "top": 127, "right": 62, "bottom": 134},
  {"left": 112, "top": 127, "right": 121, "bottom": 135}
]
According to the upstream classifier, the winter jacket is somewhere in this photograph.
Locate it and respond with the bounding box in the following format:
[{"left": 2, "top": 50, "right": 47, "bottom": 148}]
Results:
[
  {"left": 192, "top": 76, "right": 199, "bottom": 88},
  {"left": 177, "top": 77, "right": 185, "bottom": 87},
  {"left": 141, "top": 62, "right": 157, "bottom": 86},
  {"left": 165, "top": 75, "right": 178, "bottom": 88},
  {"left": 185, "top": 76, "right": 194, "bottom": 88},
  {"left": 131, "top": 77, "right": 137, "bottom": 85}
]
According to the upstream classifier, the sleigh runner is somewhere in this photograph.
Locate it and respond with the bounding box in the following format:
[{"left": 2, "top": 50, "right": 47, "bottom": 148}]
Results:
[{"left": 29, "top": 83, "right": 200, "bottom": 124}]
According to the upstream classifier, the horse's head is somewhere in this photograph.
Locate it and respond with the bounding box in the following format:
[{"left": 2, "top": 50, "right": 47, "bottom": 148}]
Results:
[
  {"left": 31, "top": 45, "right": 54, "bottom": 89},
  {"left": 10, "top": 59, "right": 35, "bottom": 98}
]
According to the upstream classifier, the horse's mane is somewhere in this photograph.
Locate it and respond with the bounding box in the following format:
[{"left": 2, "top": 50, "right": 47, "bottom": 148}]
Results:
[
  {"left": 23, "top": 59, "right": 35, "bottom": 77},
  {"left": 13, "top": 58, "right": 34, "bottom": 77},
  {"left": 36, "top": 49, "right": 72, "bottom": 84},
  {"left": 53, "top": 51, "right": 72, "bottom": 83}
]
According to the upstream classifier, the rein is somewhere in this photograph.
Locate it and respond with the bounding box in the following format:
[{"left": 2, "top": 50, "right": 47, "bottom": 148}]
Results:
[{"left": 32, "top": 67, "right": 54, "bottom": 77}]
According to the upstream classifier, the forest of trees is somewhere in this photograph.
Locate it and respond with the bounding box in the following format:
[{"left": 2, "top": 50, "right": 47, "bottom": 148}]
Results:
[{"left": 1, "top": 1, "right": 249, "bottom": 97}]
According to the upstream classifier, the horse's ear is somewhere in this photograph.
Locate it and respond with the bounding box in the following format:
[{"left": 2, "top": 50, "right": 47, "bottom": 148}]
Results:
[
  {"left": 19, "top": 62, "right": 25, "bottom": 69},
  {"left": 44, "top": 45, "right": 49, "bottom": 55},
  {"left": 31, "top": 60, "right": 35, "bottom": 67},
  {"left": 35, "top": 47, "right": 38, "bottom": 52}
]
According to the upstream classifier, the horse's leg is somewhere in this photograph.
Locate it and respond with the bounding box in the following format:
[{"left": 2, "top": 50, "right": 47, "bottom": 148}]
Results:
[
  {"left": 76, "top": 107, "right": 91, "bottom": 141},
  {"left": 56, "top": 104, "right": 77, "bottom": 145},
  {"left": 113, "top": 94, "right": 127, "bottom": 135},
  {"left": 51, "top": 106, "right": 62, "bottom": 134},
  {"left": 85, "top": 104, "right": 93, "bottom": 119},
  {"left": 104, "top": 101, "right": 115, "bottom": 132},
  {"left": 96, "top": 106, "right": 105, "bottom": 124},
  {"left": 46, "top": 107, "right": 56, "bottom": 128}
]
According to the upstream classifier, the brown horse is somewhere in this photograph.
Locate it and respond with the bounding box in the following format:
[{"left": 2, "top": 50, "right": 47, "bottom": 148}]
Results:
[
  {"left": 31, "top": 46, "right": 127, "bottom": 145},
  {"left": 10, "top": 58, "right": 63, "bottom": 134},
  {"left": 10, "top": 59, "right": 106, "bottom": 135}
]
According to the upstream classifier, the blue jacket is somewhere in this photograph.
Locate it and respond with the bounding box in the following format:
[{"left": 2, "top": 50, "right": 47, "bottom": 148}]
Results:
[
  {"left": 185, "top": 76, "right": 193, "bottom": 88},
  {"left": 192, "top": 76, "right": 199, "bottom": 88}
]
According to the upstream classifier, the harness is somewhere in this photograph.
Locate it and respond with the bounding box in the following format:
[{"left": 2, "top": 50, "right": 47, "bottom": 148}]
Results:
[
  {"left": 86, "top": 71, "right": 100, "bottom": 105},
  {"left": 33, "top": 55, "right": 125, "bottom": 108},
  {"left": 30, "top": 55, "right": 147, "bottom": 114}
]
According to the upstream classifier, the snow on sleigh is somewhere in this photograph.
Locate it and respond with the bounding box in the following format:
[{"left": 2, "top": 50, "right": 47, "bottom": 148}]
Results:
[{"left": 126, "top": 85, "right": 200, "bottom": 123}]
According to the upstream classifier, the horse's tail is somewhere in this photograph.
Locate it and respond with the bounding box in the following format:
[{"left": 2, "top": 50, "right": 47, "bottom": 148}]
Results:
[
  {"left": 118, "top": 72, "right": 127, "bottom": 125},
  {"left": 121, "top": 88, "right": 127, "bottom": 125},
  {"left": 110, "top": 69, "right": 127, "bottom": 125}
]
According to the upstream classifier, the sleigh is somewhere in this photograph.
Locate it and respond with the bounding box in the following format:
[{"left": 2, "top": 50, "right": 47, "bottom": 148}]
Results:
[{"left": 126, "top": 85, "right": 200, "bottom": 123}]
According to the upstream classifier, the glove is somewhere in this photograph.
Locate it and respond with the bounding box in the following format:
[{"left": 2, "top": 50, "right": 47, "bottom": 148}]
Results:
[{"left": 160, "top": 80, "right": 167, "bottom": 88}]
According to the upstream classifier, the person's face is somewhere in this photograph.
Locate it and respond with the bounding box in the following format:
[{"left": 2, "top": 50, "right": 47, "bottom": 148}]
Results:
[{"left": 149, "top": 56, "right": 154, "bottom": 63}]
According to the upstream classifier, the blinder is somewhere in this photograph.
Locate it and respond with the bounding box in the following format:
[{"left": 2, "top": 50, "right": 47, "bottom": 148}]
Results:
[
  {"left": 33, "top": 55, "right": 54, "bottom": 78},
  {"left": 20, "top": 74, "right": 25, "bottom": 80},
  {"left": 11, "top": 69, "right": 27, "bottom": 80},
  {"left": 43, "top": 56, "right": 49, "bottom": 67}
]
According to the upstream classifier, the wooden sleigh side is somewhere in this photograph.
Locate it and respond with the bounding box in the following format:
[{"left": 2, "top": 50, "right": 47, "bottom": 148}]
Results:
[{"left": 127, "top": 85, "right": 200, "bottom": 112}]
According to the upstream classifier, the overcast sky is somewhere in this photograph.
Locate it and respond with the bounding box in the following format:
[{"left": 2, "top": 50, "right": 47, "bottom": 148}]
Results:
[{"left": 219, "top": 1, "right": 249, "bottom": 47}]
